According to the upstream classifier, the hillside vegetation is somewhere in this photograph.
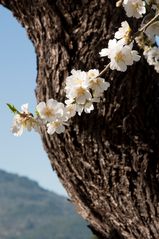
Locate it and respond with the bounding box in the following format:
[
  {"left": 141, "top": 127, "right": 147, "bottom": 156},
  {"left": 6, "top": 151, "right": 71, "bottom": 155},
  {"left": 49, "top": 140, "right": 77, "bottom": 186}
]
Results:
[{"left": 0, "top": 170, "right": 92, "bottom": 239}]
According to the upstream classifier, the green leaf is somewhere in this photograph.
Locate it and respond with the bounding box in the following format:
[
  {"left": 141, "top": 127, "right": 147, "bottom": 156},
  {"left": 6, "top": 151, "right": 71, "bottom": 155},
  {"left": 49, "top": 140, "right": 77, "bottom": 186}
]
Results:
[
  {"left": 7, "top": 103, "right": 20, "bottom": 114},
  {"left": 35, "top": 110, "right": 40, "bottom": 116}
]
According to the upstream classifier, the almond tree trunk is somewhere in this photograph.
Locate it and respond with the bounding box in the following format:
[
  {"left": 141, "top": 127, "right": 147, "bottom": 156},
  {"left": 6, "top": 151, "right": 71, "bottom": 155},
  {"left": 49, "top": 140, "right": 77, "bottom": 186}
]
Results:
[{"left": 1, "top": 0, "right": 159, "bottom": 238}]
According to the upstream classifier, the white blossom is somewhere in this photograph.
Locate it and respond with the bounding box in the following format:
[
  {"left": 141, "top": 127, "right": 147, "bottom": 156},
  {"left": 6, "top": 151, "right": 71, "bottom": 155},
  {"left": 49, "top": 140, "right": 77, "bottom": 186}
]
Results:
[
  {"left": 114, "top": 21, "right": 132, "bottom": 44},
  {"left": 75, "top": 87, "right": 92, "bottom": 104},
  {"left": 65, "top": 103, "right": 77, "bottom": 119},
  {"left": 65, "top": 69, "right": 94, "bottom": 115},
  {"left": 144, "top": 47, "right": 159, "bottom": 65},
  {"left": 99, "top": 39, "right": 141, "bottom": 72},
  {"left": 11, "top": 104, "right": 38, "bottom": 136},
  {"left": 65, "top": 69, "right": 89, "bottom": 92},
  {"left": 11, "top": 114, "right": 24, "bottom": 136},
  {"left": 99, "top": 48, "right": 109, "bottom": 57},
  {"left": 144, "top": 46, "right": 159, "bottom": 72},
  {"left": 76, "top": 101, "right": 94, "bottom": 115},
  {"left": 36, "top": 99, "right": 65, "bottom": 122},
  {"left": 47, "top": 120, "right": 66, "bottom": 135},
  {"left": 65, "top": 70, "right": 90, "bottom": 104},
  {"left": 123, "top": 0, "right": 146, "bottom": 19},
  {"left": 65, "top": 97, "right": 94, "bottom": 116},
  {"left": 21, "top": 103, "right": 29, "bottom": 114},
  {"left": 83, "top": 101, "right": 94, "bottom": 114},
  {"left": 87, "top": 69, "right": 110, "bottom": 98}
]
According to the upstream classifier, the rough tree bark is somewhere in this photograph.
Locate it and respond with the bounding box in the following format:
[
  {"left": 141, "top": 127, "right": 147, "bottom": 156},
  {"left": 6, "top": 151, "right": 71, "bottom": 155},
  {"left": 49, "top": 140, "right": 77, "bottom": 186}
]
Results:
[{"left": 1, "top": 0, "right": 159, "bottom": 238}]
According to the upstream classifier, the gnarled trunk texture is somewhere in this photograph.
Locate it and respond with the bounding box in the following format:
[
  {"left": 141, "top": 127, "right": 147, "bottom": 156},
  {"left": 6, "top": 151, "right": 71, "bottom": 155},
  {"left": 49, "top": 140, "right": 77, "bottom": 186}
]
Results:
[{"left": 1, "top": 0, "right": 159, "bottom": 238}]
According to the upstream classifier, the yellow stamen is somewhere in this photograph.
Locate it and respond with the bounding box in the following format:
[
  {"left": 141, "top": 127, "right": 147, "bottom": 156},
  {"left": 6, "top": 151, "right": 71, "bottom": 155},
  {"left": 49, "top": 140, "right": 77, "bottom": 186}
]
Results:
[
  {"left": 76, "top": 87, "right": 86, "bottom": 96},
  {"left": 44, "top": 107, "right": 54, "bottom": 118},
  {"left": 115, "top": 51, "right": 124, "bottom": 62}
]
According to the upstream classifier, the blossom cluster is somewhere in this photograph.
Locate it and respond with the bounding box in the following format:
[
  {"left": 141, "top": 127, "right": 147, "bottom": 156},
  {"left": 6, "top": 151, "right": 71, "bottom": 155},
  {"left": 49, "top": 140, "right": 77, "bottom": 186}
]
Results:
[
  {"left": 65, "top": 69, "right": 110, "bottom": 115},
  {"left": 9, "top": 69, "right": 110, "bottom": 136},
  {"left": 8, "top": 0, "right": 159, "bottom": 136},
  {"left": 100, "top": 0, "right": 159, "bottom": 72},
  {"left": 99, "top": 21, "right": 141, "bottom": 72},
  {"left": 11, "top": 103, "right": 39, "bottom": 136}
]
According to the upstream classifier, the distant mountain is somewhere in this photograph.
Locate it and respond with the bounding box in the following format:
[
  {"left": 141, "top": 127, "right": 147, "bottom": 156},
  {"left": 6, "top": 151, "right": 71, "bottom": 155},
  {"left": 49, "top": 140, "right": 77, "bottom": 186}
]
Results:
[{"left": 0, "top": 169, "right": 92, "bottom": 239}]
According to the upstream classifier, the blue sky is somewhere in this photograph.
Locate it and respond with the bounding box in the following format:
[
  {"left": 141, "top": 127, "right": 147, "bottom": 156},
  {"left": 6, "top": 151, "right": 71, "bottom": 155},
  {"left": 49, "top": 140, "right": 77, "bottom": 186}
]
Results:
[{"left": 0, "top": 6, "right": 67, "bottom": 196}]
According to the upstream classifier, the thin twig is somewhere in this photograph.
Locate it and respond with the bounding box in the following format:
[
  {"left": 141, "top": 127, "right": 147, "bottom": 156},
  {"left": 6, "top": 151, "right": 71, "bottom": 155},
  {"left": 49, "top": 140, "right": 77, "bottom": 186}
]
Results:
[
  {"left": 98, "top": 63, "right": 110, "bottom": 77},
  {"left": 133, "top": 11, "right": 159, "bottom": 39}
]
